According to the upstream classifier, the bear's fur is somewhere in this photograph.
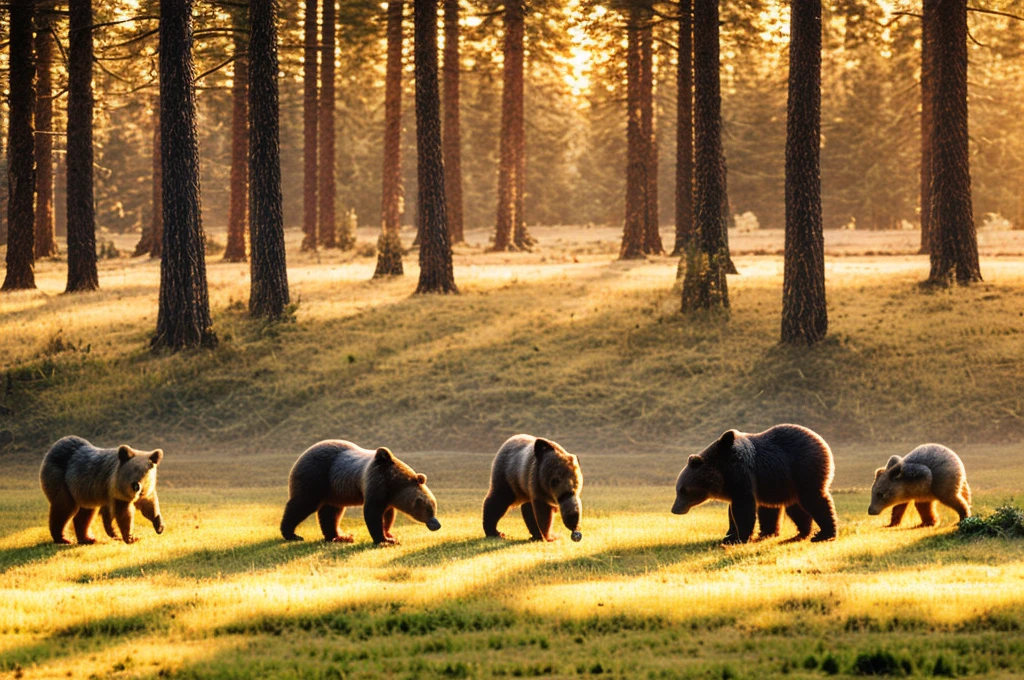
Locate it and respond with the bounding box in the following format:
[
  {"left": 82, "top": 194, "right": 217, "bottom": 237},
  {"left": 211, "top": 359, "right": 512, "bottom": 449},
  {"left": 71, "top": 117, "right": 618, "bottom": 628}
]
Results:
[
  {"left": 280, "top": 440, "right": 440, "bottom": 544},
  {"left": 869, "top": 444, "right": 971, "bottom": 526},
  {"left": 39, "top": 436, "right": 164, "bottom": 545},
  {"left": 482, "top": 435, "right": 583, "bottom": 541},
  {"left": 672, "top": 424, "right": 838, "bottom": 544}
]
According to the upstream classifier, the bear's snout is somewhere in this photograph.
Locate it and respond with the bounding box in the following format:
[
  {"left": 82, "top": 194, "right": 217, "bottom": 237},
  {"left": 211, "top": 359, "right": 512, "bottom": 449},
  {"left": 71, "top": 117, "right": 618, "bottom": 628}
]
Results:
[
  {"left": 671, "top": 498, "right": 691, "bottom": 515},
  {"left": 867, "top": 505, "right": 881, "bottom": 516},
  {"left": 426, "top": 517, "right": 441, "bottom": 532}
]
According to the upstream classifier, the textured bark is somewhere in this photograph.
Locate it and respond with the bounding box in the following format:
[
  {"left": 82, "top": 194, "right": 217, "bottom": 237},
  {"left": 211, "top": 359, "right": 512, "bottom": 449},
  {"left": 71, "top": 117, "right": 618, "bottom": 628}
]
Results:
[
  {"left": 414, "top": 0, "right": 457, "bottom": 294},
  {"left": 926, "top": 0, "right": 980, "bottom": 286},
  {"left": 223, "top": 4, "right": 249, "bottom": 263},
  {"left": 640, "top": 15, "right": 663, "bottom": 255},
  {"left": 680, "top": 0, "right": 728, "bottom": 312},
  {"left": 301, "top": 0, "right": 319, "bottom": 251},
  {"left": 2, "top": 0, "right": 36, "bottom": 292},
  {"left": 781, "top": 0, "right": 826, "bottom": 345},
  {"left": 34, "top": 4, "right": 59, "bottom": 259},
  {"left": 673, "top": 0, "right": 694, "bottom": 255},
  {"left": 248, "top": 0, "right": 290, "bottom": 318},
  {"left": 491, "top": 0, "right": 528, "bottom": 252},
  {"left": 153, "top": 0, "right": 216, "bottom": 350},
  {"left": 442, "top": 0, "right": 464, "bottom": 244},
  {"left": 619, "top": 5, "right": 645, "bottom": 260},
  {"left": 919, "top": 0, "right": 935, "bottom": 255},
  {"left": 65, "top": 0, "right": 98, "bottom": 292},
  {"left": 374, "top": 0, "right": 405, "bottom": 278},
  {"left": 318, "top": 0, "right": 341, "bottom": 248}
]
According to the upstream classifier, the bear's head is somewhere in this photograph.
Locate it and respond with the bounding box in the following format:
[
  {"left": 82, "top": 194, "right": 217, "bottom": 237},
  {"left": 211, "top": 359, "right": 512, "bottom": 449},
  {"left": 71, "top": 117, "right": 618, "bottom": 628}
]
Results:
[
  {"left": 534, "top": 438, "right": 583, "bottom": 535},
  {"left": 375, "top": 448, "right": 441, "bottom": 531},
  {"left": 115, "top": 445, "right": 165, "bottom": 534},
  {"left": 672, "top": 430, "right": 734, "bottom": 515},
  {"left": 868, "top": 456, "right": 932, "bottom": 516}
]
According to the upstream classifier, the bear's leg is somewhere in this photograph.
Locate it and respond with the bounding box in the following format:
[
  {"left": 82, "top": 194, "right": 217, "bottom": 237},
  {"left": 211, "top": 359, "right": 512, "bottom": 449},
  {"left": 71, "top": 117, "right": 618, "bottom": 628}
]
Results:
[
  {"left": 802, "top": 493, "right": 837, "bottom": 542},
  {"left": 280, "top": 497, "right": 320, "bottom": 541},
  {"left": 948, "top": 492, "right": 971, "bottom": 521},
  {"left": 363, "top": 501, "right": 394, "bottom": 545},
  {"left": 318, "top": 505, "right": 352, "bottom": 543},
  {"left": 48, "top": 495, "right": 76, "bottom": 545},
  {"left": 382, "top": 508, "right": 397, "bottom": 541},
  {"left": 113, "top": 500, "right": 138, "bottom": 544},
  {"left": 756, "top": 506, "right": 781, "bottom": 540},
  {"left": 915, "top": 501, "right": 938, "bottom": 527},
  {"left": 723, "top": 509, "right": 739, "bottom": 544},
  {"left": 521, "top": 504, "right": 542, "bottom": 540},
  {"left": 887, "top": 503, "right": 908, "bottom": 528},
  {"left": 783, "top": 505, "right": 813, "bottom": 542},
  {"left": 100, "top": 505, "right": 118, "bottom": 539},
  {"left": 73, "top": 507, "right": 99, "bottom": 545},
  {"left": 725, "top": 497, "right": 757, "bottom": 544},
  {"left": 482, "top": 483, "right": 516, "bottom": 539},
  {"left": 527, "top": 502, "right": 555, "bottom": 542}
]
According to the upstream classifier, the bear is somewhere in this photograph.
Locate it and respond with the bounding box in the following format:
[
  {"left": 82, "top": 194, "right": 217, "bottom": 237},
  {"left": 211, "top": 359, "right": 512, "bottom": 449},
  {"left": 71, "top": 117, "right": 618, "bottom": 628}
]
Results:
[
  {"left": 868, "top": 444, "right": 971, "bottom": 527},
  {"left": 483, "top": 434, "right": 583, "bottom": 542},
  {"left": 671, "top": 424, "right": 838, "bottom": 544},
  {"left": 280, "top": 440, "right": 440, "bottom": 545},
  {"left": 39, "top": 436, "right": 164, "bottom": 545}
]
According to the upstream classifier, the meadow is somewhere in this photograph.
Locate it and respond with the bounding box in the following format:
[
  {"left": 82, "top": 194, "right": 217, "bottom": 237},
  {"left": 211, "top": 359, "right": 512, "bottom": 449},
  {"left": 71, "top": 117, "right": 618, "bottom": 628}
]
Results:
[{"left": 1, "top": 226, "right": 1024, "bottom": 678}]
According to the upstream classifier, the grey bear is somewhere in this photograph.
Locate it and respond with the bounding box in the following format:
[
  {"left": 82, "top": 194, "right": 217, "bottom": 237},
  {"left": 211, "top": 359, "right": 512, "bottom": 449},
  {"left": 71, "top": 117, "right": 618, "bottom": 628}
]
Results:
[
  {"left": 40, "top": 436, "right": 164, "bottom": 544},
  {"left": 483, "top": 435, "right": 583, "bottom": 542},
  {"left": 672, "top": 424, "right": 838, "bottom": 544},
  {"left": 280, "top": 440, "right": 440, "bottom": 544},
  {"left": 868, "top": 444, "right": 971, "bottom": 526}
]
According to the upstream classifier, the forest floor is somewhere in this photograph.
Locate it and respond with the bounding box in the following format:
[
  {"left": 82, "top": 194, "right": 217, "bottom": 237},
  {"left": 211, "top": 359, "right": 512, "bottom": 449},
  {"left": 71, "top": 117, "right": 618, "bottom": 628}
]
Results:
[{"left": 1, "top": 226, "right": 1023, "bottom": 678}]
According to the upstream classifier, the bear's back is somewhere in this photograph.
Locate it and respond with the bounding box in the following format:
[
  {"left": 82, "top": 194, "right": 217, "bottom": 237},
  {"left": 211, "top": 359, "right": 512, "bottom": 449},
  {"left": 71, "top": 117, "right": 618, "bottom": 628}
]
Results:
[
  {"left": 492, "top": 435, "right": 537, "bottom": 500},
  {"left": 42, "top": 437, "right": 119, "bottom": 507},
  {"left": 290, "top": 440, "right": 373, "bottom": 505},
  {"left": 745, "top": 425, "right": 834, "bottom": 501},
  {"left": 904, "top": 444, "right": 965, "bottom": 494}
]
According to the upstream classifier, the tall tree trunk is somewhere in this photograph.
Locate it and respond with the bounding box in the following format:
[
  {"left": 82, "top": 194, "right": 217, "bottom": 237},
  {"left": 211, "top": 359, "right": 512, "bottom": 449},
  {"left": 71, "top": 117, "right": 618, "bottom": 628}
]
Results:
[
  {"left": 374, "top": 0, "right": 405, "bottom": 278},
  {"left": 134, "top": 97, "right": 163, "bottom": 257},
  {"left": 153, "top": 0, "right": 216, "bottom": 349},
  {"left": 680, "top": 0, "right": 728, "bottom": 311},
  {"left": 720, "top": 151, "right": 737, "bottom": 273},
  {"left": 491, "top": 0, "right": 526, "bottom": 252},
  {"left": 781, "top": 0, "right": 826, "bottom": 345},
  {"left": 223, "top": 4, "right": 249, "bottom": 263},
  {"left": 318, "top": 0, "right": 340, "bottom": 248},
  {"left": 619, "top": 4, "right": 645, "bottom": 260},
  {"left": 442, "top": 0, "right": 464, "bottom": 245},
  {"left": 34, "top": 3, "right": 58, "bottom": 259},
  {"left": 2, "top": 0, "right": 36, "bottom": 292},
  {"left": 640, "top": 14, "right": 663, "bottom": 255},
  {"left": 926, "top": 0, "right": 980, "bottom": 286},
  {"left": 673, "top": 0, "right": 694, "bottom": 256},
  {"left": 414, "top": 0, "right": 457, "bottom": 294},
  {"left": 301, "top": 0, "right": 319, "bottom": 251},
  {"left": 248, "top": 0, "right": 289, "bottom": 318},
  {"left": 66, "top": 0, "right": 98, "bottom": 292},
  {"left": 510, "top": 2, "right": 532, "bottom": 251},
  {"left": 919, "top": 0, "right": 935, "bottom": 255}
]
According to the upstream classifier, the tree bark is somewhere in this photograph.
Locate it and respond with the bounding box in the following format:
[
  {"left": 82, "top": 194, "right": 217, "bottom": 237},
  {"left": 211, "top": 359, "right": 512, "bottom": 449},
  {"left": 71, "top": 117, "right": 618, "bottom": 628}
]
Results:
[
  {"left": 301, "top": 0, "right": 319, "bottom": 251},
  {"left": 442, "top": 0, "right": 464, "bottom": 245},
  {"left": 680, "top": 0, "right": 728, "bottom": 311},
  {"left": 781, "top": 0, "right": 826, "bottom": 345},
  {"left": 153, "top": 0, "right": 216, "bottom": 349},
  {"left": 318, "top": 0, "right": 342, "bottom": 248},
  {"left": 134, "top": 97, "right": 163, "bottom": 257},
  {"left": 491, "top": 0, "right": 528, "bottom": 252},
  {"left": 414, "top": 0, "right": 457, "bottom": 294},
  {"left": 640, "top": 13, "right": 663, "bottom": 255},
  {"left": 926, "top": 0, "right": 980, "bottom": 286},
  {"left": 374, "top": 0, "right": 405, "bottom": 278},
  {"left": 223, "top": 4, "right": 249, "bottom": 263},
  {"left": 673, "top": 0, "right": 694, "bottom": 256},
  {"left": 919, "top": 0, "right": 935, "bottom": 255},
  {"left": 2, "top": 0, "right": 36, "bottom": 292},
  {"left": 619, "top": 4, "right": 645, "bottom": 260},
  {"left": 34, "top": 3, "right": 59, "bottom": 259},
  {"left": 248, "top": 0, "right": 290, "bottom": 319}
]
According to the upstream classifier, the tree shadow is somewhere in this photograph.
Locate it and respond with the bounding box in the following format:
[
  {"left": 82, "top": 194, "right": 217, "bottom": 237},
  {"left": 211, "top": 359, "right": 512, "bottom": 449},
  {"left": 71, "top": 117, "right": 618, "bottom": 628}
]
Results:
[{"left": 388, "top": 536, "right": 524, "bottom": 568}]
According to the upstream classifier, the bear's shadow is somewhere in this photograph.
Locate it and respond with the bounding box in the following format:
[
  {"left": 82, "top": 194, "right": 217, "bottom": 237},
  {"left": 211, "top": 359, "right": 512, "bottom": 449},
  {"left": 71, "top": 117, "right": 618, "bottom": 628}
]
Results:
[
  {"left": 389, "top": 536, "right": 524, "bottom": 568},
  {"left": 0, "top": 540, "right": 75, "bottom": 575}
]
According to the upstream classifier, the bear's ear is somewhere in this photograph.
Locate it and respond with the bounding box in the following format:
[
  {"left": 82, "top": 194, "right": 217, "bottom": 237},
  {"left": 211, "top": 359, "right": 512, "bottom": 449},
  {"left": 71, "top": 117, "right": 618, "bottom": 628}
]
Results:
[
  {"left": 375, "top": 447, "right": 395, "bottom": 465},
  {"left": 888, "top": 463, "right": 903, "bottom": 480},
  {"left": 534, "top": 438, "right": 554, "bottom": 458},
  {"left": 117, "top": 446, "right": 134, "bottom": 464},
  {"left": 687, "top": 454, "right": 703, "bottom": 468},
  {"left": 885, "top": 455, "right": 902, "bottom": 470},
  {"left": 717, "top": 430, "right": 736, "bottom": 451},
  {"left": 150, "top": 449, "right": 164, "bottom": 465},
  {"left": 416, "top": 473, "right": 427, "bottom": 485},
  {"left": 874, "top": 467, "right": 885, "bottom": 480}
]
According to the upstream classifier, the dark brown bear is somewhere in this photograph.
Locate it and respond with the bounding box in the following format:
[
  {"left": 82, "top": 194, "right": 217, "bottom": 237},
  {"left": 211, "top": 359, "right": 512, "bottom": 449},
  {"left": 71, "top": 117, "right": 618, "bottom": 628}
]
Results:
[
  {"left": 280, "top": 440, "right": 440, "bottom": 545},
  {"left": 671, "top": 424, "right": 837, "bottom": 544},
  {"left": 40, "top": 436, "right": 164, "bottom": 544},
  {"left": 483, "top": 434, "right": 583, "bottom": 542}
]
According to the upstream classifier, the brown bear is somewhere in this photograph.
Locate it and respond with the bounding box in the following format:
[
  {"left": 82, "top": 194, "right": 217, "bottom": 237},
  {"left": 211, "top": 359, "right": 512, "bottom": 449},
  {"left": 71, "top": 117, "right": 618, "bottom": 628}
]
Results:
[
  {"left": 483, "top": 435, "right": 583, "bottom": 542},
  {"left": 671, "top": 424, "right": 837, "bottom": 544},
  {"left": 280, "top": 440, "right": 440, "bottom": 545},
  {"left": 39, "top": 436, "right": 164, "bottom": 545},
  {"left": 869, "top": 444, "right": 971, "bottom": 526}
]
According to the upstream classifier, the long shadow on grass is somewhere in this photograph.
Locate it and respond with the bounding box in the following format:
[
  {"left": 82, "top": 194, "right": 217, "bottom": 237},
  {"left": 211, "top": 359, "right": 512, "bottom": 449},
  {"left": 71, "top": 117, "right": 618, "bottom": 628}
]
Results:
[
  {"left": 0, "top": 540, "right": 69, "bottom": 575},
  {"left": 388, "top": 536, "right": 525, "bottom": 568},
  {"left": 836, "top": 530, "right": 1024, "bottom": 574}
]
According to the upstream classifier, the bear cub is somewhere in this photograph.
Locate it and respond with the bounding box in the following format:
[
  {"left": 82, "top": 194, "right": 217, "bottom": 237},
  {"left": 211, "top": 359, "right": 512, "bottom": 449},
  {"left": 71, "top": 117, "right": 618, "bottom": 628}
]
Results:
[
  {"left": 672, "top": 424, "right": 838, "bottom": 544},
  {"left": 483, "top": 434, "right": 583, "bottom": 542},
  {"left": 40, "top": 436, "right": 164, "bottom": 544},
  {"left": 280, "top": 440, "right": 440, "bottom": 545},
  {"left": 869, "top": 444, "right": 971, "bottom": 527}
]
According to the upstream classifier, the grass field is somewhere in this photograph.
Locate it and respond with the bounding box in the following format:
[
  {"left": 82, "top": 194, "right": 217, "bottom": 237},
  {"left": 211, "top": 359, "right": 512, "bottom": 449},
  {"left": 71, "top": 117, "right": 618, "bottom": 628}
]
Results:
[{"left": 2, "top": 227, "right": 1024, "bottom": 678}]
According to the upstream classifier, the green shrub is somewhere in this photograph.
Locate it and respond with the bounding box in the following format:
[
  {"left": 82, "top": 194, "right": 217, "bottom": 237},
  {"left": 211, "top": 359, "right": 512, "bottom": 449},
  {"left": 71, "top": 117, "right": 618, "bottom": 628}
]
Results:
[{"left": 957, "top": 504, "right": 1024, "bottom": 539}]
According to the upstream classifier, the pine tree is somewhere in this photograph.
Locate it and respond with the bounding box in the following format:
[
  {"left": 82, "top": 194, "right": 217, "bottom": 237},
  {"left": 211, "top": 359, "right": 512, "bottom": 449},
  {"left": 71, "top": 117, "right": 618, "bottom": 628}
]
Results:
[
  {"left": 443, "top": 0, "right": 465, "bottom": 244},
  {"left": 318, "top": 0, "right": 342, "bottom": 248},
  {"left": 918, "top": 0, "right": 935, "bottom": 255},
  {"left": 673, "top": 0, "right": 694, "bottom": 255},
  {"left": 491, "top": 0, "right": 529, "bottom": 252},
  {"left": 640, "top": 11, "right": 663, "bottom": 255},
  {"left": 374, "top": 0, "right": 405, "bottom": 278},
  {"left": 34, "top": 1, "right": 59, "bottom": 259},
  {"left": 619, "top": 4, "right": 646, "bottom": 260},
  {"left": 223, "top": 3, "right": 249, "bottom": 263},
  {"left": 301, "top": 0, "right": 319, "bottom": 251}
]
